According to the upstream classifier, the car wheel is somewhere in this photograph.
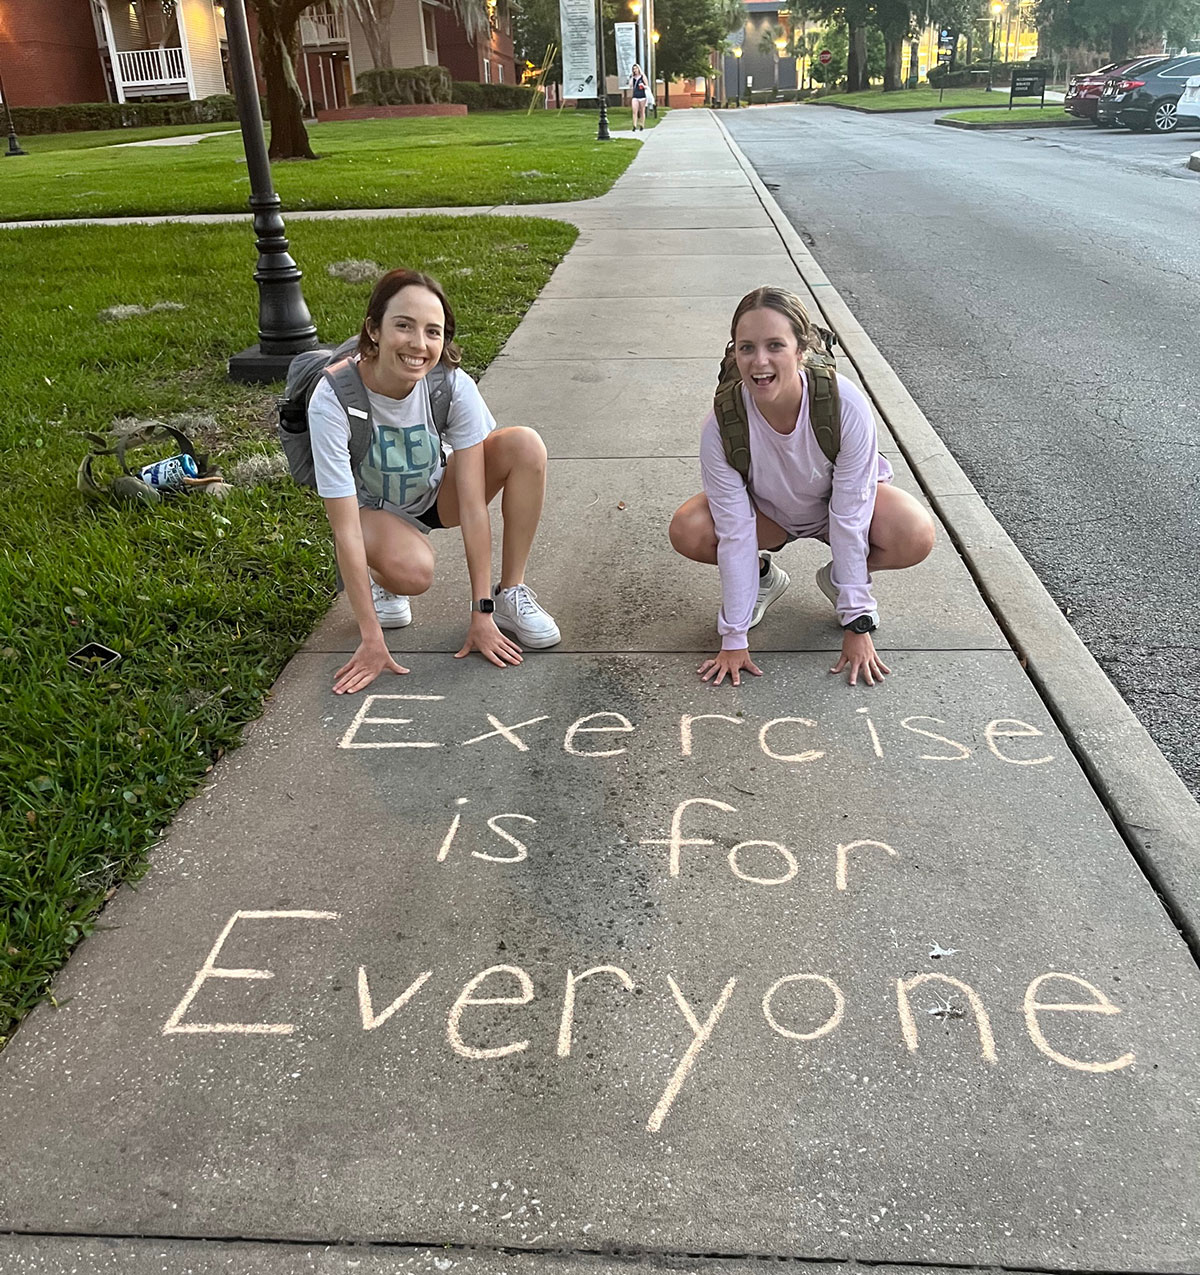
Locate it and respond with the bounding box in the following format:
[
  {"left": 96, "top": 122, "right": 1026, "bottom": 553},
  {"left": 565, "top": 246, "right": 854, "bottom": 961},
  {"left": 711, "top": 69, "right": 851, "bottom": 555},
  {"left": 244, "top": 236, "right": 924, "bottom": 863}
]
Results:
[{"left": 1150, "top": 99, "right": 1178, "bottom": 133}]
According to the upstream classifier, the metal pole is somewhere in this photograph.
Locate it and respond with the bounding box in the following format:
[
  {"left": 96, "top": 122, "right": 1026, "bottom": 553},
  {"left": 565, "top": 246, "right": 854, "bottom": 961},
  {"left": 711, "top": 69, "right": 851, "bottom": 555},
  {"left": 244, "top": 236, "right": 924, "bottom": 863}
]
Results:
[
  {"left": 224, "top": 0, "right": 320, "bottom": 382},
  {"left": 595, "top": 0, "right": 611, "bottom": 139},
  {"left": 987, "top": 18, "right": 996, "bottom": 89},
  {"left": 0, "top": 63, "right": 28, "bottom": 157}
]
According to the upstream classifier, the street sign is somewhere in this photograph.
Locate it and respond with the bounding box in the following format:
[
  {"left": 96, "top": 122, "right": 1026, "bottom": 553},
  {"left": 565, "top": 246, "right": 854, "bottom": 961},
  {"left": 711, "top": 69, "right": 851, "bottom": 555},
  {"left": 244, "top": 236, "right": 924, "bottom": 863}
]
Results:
[
  {"left": 818, "top": 49, "right": 832, "bottom": 65},
  {"left": 1009, "top": 69, "right": 1046, "bottom": 108}
]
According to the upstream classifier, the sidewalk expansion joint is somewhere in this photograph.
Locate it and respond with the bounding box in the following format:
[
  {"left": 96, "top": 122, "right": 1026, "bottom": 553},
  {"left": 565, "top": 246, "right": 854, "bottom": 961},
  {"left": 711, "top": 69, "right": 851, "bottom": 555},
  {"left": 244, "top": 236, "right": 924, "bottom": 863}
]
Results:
[{"left": 0, "top": 1229, "right": 1176, "bottom": 1275}]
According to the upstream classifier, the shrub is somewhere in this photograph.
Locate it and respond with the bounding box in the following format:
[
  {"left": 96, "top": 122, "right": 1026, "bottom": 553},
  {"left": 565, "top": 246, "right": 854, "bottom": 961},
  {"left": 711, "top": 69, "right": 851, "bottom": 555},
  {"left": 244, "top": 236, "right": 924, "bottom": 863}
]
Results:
[
  {"left": 8, "top": 94, "right": 241, "bottom": 136},
  {"left": 355, "top": 65, "right": 453, "bottom": 105},
  {"left": 452, "top": 81, "right": 538, "bottom": 110}
]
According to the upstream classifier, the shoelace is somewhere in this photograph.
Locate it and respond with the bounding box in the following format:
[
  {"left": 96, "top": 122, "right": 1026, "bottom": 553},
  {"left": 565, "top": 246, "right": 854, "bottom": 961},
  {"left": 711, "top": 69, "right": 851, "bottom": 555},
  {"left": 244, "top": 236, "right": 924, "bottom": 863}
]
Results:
[
  {"left": 373, "top": 583, "right": 401, "bottom": 603},
  {"left": 504, "top": 584, "right": 539, "bottom": 616}
]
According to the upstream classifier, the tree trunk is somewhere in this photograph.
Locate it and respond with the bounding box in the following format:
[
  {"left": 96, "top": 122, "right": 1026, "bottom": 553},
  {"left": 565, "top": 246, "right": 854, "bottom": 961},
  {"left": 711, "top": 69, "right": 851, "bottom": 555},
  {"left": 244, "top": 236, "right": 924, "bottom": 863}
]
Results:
[
  {"left": 347, "top": 0, "right": 396, "bottom": 69},
  {"left": 255, "top": 2, "right": 316, "bottom": 160},
  {"left": 1108, "top": 22, "right": 1132, "bottom": 63},
  {"left": 883, "top": 34, "right": 903, "bottom": 89},
  {"left": 846, "top": 21, "right": 869, "bottom": 92}
]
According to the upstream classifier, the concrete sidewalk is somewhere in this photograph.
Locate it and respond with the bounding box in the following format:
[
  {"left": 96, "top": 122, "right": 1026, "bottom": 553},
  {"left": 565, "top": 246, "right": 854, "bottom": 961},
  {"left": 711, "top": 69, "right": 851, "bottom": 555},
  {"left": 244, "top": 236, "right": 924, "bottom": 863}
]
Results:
[{"left": 2, "top": 110, "right": 1200, "bottom": 1274}]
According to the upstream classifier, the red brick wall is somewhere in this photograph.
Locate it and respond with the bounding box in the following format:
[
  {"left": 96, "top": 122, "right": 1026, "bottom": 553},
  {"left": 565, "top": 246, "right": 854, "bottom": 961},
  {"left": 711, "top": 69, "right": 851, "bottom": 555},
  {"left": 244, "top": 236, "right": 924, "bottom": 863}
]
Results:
[
  {"left": 0, "top": 0, "right": 109, "bottom": 106},
  {"left": 433, "top": 8, "right": 515, "bottom": 86}
]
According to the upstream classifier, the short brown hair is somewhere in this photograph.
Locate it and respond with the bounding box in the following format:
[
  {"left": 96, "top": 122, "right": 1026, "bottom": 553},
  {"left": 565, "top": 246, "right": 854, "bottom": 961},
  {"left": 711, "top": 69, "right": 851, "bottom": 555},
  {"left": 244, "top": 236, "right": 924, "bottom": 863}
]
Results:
[
  {"left": 730, "top": 286, "right": 817, "bottom": 354},
  {"left": 357, "top": 267, "right": 463, "bottom": 368}
]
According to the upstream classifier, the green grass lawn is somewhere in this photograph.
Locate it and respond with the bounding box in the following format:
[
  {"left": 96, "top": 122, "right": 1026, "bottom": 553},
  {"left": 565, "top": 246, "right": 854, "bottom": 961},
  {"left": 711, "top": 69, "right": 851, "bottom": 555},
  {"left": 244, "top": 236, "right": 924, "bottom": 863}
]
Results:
[
  {"left": 0, "top": 111, "right": 641, "bottom": 222},
  {"left": 812, "top": 86, "right": 1032, "bottom": 110},
  {"left": 941, "top": 105, "right": 1080, "bottom": 124},
  {"left": 20, "top": 122, "right": 244, "bottom": 153},
  {"left": 0, "top": 213, "right": 576, "bottom": 1044}
]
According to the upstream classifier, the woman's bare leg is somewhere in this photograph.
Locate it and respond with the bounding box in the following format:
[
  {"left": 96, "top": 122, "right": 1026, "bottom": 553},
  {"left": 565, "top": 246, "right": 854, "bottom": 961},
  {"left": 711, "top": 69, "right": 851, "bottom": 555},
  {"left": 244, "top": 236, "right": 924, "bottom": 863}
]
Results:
[
  {"left": 434, "top": 426, "right": 548, "bottom": 587},
  {"left": 865, "top": 484, "right": 936, "bottom": 571},
  {"left": 668, "top": 492, "right": 789, "bottom": 563},
  {"left": 359, "top": 507, "right": 436, "bottom": 595}
]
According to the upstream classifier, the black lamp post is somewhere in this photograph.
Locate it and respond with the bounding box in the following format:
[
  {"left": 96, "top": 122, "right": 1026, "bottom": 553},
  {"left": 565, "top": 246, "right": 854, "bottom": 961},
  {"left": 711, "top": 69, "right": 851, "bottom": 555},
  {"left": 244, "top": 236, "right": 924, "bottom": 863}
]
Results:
[
  {"left": 595, "top": 0, "right": 611, "bottom": 140},
  {"left": 223, "top": 0, "right": 320, "bottom": 382},
  {"left": 732, "top": 46, "right": 742, "bottom": 106},
  {"left": 0, "top": 62, "right": 28, "bottom": 157}
]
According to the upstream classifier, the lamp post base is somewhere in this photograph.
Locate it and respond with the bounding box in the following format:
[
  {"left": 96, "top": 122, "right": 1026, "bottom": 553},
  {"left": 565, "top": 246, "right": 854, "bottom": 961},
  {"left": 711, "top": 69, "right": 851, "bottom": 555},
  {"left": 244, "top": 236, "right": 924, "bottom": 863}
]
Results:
[
  {"left": 228, "top": 343, "right": 320, "bottom": 383},
  {"left": 5, "top": 130, "right": 27, "bottom": 157}
]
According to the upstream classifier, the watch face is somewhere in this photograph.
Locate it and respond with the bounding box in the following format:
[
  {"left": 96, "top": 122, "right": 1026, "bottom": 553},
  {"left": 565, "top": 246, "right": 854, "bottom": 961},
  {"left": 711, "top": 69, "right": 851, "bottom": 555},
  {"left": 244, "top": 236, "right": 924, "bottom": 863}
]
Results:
[
  {"left": 848, "top": 615, "right": 875, "bottom": 634},
  {"left": 477, "top": 598, "right": 495, "bottom": 614}
]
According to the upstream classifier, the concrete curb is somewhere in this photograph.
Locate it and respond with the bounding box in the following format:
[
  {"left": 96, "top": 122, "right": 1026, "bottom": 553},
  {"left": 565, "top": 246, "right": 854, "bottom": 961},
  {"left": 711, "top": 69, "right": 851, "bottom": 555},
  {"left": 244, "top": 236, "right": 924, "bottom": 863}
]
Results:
[
  {"left": 935, "top": 115, "right": 1089, "bottom": 129},
  {"left": 711, "top": 110, "right": 1200, "bottom": 956},
  {"left": 1190, "top": 149, "right": 1200, "bottom": 171},
  {"left": 811, "top": 100, "right": 1022, "bottom": 114}
]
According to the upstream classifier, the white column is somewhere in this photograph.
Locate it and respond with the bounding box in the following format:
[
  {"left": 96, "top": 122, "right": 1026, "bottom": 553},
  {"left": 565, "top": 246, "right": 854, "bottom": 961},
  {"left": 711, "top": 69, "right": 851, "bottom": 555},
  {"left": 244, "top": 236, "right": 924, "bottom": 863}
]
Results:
[
  {"left": 98, "top": 0, "right": 127, "bottom": 103},
  {"left": 177, "top": 0, "right": 200, "bottom": 98}
]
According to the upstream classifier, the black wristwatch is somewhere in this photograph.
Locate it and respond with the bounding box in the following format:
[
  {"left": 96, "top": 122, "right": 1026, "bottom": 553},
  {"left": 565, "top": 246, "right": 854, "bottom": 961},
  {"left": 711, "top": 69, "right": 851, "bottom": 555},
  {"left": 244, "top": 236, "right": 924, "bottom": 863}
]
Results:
[
  {"left": 472, "top": 597, "right": 495, "bottom": 614},
  {"left": 843, "top": 614, "right": 877, "bottom": 635}
]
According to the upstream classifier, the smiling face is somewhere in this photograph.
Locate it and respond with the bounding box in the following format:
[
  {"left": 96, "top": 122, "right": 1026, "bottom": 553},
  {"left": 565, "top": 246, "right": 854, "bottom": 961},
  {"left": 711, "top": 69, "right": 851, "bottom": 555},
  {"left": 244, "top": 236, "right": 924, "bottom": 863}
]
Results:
[
  {"left": 366, "top": 284, "right": 446, "bottom": 392},
  {"left": 733, "top": 305, "right": 804, "bottom": 409}
]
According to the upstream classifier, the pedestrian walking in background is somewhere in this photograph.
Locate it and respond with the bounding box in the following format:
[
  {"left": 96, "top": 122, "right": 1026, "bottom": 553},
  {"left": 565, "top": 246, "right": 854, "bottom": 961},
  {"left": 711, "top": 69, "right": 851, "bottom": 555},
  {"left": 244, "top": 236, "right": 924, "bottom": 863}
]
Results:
[
  {"left": 630, "top": 63, "right": 650, "bottom": 130},
  {"left": 669, "top": 286, "right": 935, "bottom": 688},
  {"left": 307, "top": 268, "right": 561, "bottom": 694}
]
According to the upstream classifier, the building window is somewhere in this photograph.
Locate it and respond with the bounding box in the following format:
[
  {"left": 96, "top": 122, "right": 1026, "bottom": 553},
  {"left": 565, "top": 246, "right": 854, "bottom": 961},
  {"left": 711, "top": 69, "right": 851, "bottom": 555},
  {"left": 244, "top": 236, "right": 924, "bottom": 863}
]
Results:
[
  {"left": 484, "top": 59, "right": 492, "bottom": 82},
  {"left": 497, "top": 62, "right": 504, "bottom": 82}
]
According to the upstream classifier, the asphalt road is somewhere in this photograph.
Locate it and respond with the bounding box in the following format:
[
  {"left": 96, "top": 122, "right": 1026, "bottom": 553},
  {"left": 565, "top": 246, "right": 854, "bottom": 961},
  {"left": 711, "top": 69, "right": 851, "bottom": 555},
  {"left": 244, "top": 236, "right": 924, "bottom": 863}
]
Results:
[{"left": 723, "top": 105, "right": 1200, "bottom": 799}]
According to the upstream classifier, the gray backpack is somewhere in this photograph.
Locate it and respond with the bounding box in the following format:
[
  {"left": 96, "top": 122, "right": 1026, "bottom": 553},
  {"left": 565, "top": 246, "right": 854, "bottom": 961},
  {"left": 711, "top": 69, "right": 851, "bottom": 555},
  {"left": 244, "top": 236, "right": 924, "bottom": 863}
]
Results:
[{"left": 277, "top": 336, "right": 452, "bottom": 489}]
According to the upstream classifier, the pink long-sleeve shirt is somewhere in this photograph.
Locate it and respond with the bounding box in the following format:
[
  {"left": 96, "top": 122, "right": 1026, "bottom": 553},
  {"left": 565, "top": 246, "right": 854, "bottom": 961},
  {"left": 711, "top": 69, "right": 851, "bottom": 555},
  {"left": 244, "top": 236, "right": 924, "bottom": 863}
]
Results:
[{"left": 699, "top": 374, "right": 893, "bottom": 649}]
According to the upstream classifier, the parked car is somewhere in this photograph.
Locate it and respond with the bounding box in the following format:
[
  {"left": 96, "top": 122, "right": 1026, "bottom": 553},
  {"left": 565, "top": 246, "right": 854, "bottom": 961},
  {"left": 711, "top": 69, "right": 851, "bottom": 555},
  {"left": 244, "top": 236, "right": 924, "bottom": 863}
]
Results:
[
  {"left": 1064, "top": 57, "right": 1164, "bottom": 121},
  {"left": 1096, "top": 53, "right": 1200, "bottom": 132},
  {"left": 1178, "top": 74, "right": 1200, "bottom": 126}
]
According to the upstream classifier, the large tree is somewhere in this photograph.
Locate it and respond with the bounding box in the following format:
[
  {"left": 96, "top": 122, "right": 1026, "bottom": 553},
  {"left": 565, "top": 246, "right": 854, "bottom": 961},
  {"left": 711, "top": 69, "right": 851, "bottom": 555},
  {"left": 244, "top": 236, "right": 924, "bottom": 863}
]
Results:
[
  {"left": 654, "top": 0, "right": 728, "bottom": 100},
  {"left": 1035, "top": 0, "right": 1200, "bottom": 60},
  {"left": 873, "top": 0, "right": 915, "bottom": 88},
  {"left": 249, "top": 0, "right": 318, "bottom": 161}
]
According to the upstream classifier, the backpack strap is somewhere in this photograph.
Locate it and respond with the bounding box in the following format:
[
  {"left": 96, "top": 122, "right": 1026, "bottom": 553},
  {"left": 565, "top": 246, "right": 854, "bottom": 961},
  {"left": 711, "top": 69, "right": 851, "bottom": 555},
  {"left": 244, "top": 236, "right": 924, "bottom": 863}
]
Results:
[
  {"left": 714, "top": 342, "right": 751, "bottom": 479},
  {"left": 803, "top": 361, "right": 841, "bottom": 466},
  {"left": 426, "top": 363, "right": 452, "bottom": 439},
  {"left": 323, "top": 357, "right": 374, "bottom": 474}
]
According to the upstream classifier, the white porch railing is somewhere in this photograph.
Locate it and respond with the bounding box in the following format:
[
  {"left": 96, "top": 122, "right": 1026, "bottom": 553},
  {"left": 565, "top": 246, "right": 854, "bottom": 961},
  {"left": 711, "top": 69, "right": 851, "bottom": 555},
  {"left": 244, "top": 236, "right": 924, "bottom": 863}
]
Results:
[
  {"left": 301, "top": 10, "right": 348, "bottom": 45},
  {"left": 116, "top": 46, "right": 188, "bottom": 89}
]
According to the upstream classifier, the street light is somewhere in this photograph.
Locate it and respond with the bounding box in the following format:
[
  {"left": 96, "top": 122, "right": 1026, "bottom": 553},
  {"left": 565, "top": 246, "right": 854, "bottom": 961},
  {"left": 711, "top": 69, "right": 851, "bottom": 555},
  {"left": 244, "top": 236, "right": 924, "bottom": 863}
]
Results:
[
  {"left": 987, "top": 0, "right": 1003, "bottom": 91},
  {"left": 0, "top": 60, "right": 28, "bottom": 157},
  {"left": 223, "top": 0, "right": 319, "bottom": 382},
  {"left": 595, "top": 0, "right": 611, "bottom": 141},
  {"left": 731, "top": 43, "right": 742, "bottom": 107},
  {"left": 629, "top": 0, "right": 643, "bottom": 65},
  {"left": 774, "top": 34, "right": 787, "bottom": 94}
]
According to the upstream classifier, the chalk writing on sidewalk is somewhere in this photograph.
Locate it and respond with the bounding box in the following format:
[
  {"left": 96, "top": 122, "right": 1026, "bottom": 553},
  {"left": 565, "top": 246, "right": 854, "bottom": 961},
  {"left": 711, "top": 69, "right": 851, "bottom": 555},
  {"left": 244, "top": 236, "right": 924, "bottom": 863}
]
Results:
[
  {"left": 339, "top": 695, "right": 1056, "bottom": 767},
  {"left": 163, "top": 911, "right": 1136, "bottom": 1133}
]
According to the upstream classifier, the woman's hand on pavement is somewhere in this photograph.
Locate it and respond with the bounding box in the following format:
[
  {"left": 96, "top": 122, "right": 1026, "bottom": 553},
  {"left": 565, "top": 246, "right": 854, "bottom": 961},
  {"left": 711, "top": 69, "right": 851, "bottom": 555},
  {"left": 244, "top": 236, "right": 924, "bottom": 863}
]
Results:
[
  {"left": 697, "top": 647, "right": 762, "bottom": 687},
  {"left": 830, "top": 631, "right": 890, "bottom": 687},
  {"left": 333, "top": 636, "right": 410, "bottom": 694},
  {"left": 455, "top": 614, "right": 523, "bottom": 667}
]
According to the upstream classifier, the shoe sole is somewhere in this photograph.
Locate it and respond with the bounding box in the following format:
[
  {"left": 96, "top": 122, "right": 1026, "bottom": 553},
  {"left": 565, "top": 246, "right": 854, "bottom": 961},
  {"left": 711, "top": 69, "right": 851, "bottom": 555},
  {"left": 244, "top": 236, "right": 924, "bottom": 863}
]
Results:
[
  {"left": 375, "top": 612, "right": 412, "bottom": 629},
  {"left": 495, "top": 616, "right": 561, "bottom": 649},
  {"left": 749, "top": 568, "right": 791, "bottom": 628}
]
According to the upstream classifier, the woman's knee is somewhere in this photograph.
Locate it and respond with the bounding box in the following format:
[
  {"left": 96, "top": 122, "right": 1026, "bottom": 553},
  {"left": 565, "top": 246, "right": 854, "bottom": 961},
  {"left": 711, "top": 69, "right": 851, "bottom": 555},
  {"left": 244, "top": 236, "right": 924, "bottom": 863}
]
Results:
[
  {"left": 371, "top": 544, "right": 435, "bottom": 595},
  {"left": 669, "top": 503, "right": 716, "bottom": 560},
  {"left": 490, "top": 425, "right": 547, "bottom": 474}
]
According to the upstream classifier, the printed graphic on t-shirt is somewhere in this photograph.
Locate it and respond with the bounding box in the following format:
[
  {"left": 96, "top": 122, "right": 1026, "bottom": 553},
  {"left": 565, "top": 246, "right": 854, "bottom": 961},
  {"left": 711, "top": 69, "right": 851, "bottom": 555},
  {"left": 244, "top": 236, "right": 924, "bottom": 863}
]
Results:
[{"left": 360, "top": 419, "right": 440, "bottom": 508}]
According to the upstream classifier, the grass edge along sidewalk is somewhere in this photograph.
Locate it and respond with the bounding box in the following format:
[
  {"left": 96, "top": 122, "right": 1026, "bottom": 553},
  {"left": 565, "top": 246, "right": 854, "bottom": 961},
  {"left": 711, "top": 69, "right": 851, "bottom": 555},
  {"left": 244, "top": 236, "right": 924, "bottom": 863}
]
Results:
[
  {"left": 939, "top": 107, "right": 1090, "bottom": 128},
  {"left": 0, "top": 213, "right": 577, "bottom": 1049},
  {"left": 0, "top": 110, "right": 649, "bottom": 222}
]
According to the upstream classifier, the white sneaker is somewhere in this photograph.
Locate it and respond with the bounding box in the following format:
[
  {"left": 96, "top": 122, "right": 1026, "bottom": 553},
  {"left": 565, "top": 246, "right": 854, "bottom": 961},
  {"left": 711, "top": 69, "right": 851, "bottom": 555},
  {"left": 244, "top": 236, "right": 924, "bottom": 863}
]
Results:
[
  {"left": 371, "top": 581, "right": 412, "bottom": 629},
  {"left": 750, "top": 553, "right": 790, "bottom": 628},
  {"left": 493, "top": 582, "right": 561, "bottom": 648},
  {"left": 815, "top": 561, "right": 838, "bottom": 609}
]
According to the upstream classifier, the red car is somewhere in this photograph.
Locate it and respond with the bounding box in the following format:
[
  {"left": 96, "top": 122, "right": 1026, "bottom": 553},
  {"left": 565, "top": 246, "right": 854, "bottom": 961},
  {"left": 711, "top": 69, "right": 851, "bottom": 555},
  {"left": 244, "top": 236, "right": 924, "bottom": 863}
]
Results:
[{"left": 1064, "top": 56, "right": 1166, "bottom": 122}]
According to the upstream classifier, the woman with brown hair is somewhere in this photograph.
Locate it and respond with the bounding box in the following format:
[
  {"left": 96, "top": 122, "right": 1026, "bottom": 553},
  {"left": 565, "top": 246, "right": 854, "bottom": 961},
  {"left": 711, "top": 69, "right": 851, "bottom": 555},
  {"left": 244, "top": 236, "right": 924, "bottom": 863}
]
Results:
[
  {"left": 307, "top": 267, "right": 560, "bottom": 695},
  {"left": 669, "top": 286, "right": 935, "bottom": 688}
]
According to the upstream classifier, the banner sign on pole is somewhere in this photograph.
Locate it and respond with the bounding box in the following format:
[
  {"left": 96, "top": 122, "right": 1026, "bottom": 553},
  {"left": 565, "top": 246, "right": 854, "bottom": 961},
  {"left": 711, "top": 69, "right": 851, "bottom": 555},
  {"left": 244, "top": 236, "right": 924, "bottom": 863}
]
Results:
[
  {"left": 614, "top": 22, "right": 637, "bottom": 82},
  {"left": 559, "top": 0, "right": 598, "bottom": 98}
]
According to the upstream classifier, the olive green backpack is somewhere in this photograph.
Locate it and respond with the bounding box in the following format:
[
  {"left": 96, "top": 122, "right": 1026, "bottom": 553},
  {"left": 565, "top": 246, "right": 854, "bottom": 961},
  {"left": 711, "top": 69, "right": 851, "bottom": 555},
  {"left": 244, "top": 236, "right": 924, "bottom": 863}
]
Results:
[{"left": 713, "top": 325, "right": 842, "bottom": 479}]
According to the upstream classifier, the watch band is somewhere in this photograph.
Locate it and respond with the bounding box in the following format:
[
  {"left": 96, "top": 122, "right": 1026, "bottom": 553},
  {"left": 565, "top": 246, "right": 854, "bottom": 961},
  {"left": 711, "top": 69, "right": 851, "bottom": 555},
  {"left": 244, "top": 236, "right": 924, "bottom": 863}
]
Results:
[{"left": 472, "top": 597, "right": 495, "bottom": 614}]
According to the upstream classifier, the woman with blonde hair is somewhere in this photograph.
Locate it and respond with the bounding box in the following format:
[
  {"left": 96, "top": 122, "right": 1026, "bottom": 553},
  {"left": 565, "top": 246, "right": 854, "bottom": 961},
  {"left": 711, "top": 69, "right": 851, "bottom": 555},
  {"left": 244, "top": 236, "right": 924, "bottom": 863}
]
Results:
[
  {"left": 629, "top": 63, "right": 650, "bottom": 130},
  {"left": 669, "top": 286, "right": 935, "bottom": 688}
]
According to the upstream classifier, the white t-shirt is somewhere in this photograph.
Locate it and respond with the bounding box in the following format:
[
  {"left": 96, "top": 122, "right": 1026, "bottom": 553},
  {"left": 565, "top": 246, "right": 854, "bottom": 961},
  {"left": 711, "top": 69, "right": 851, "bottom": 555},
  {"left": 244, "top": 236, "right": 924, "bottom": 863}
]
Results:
[{"left": 308, "top": 365, "right": 496, "bottom": 518}]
